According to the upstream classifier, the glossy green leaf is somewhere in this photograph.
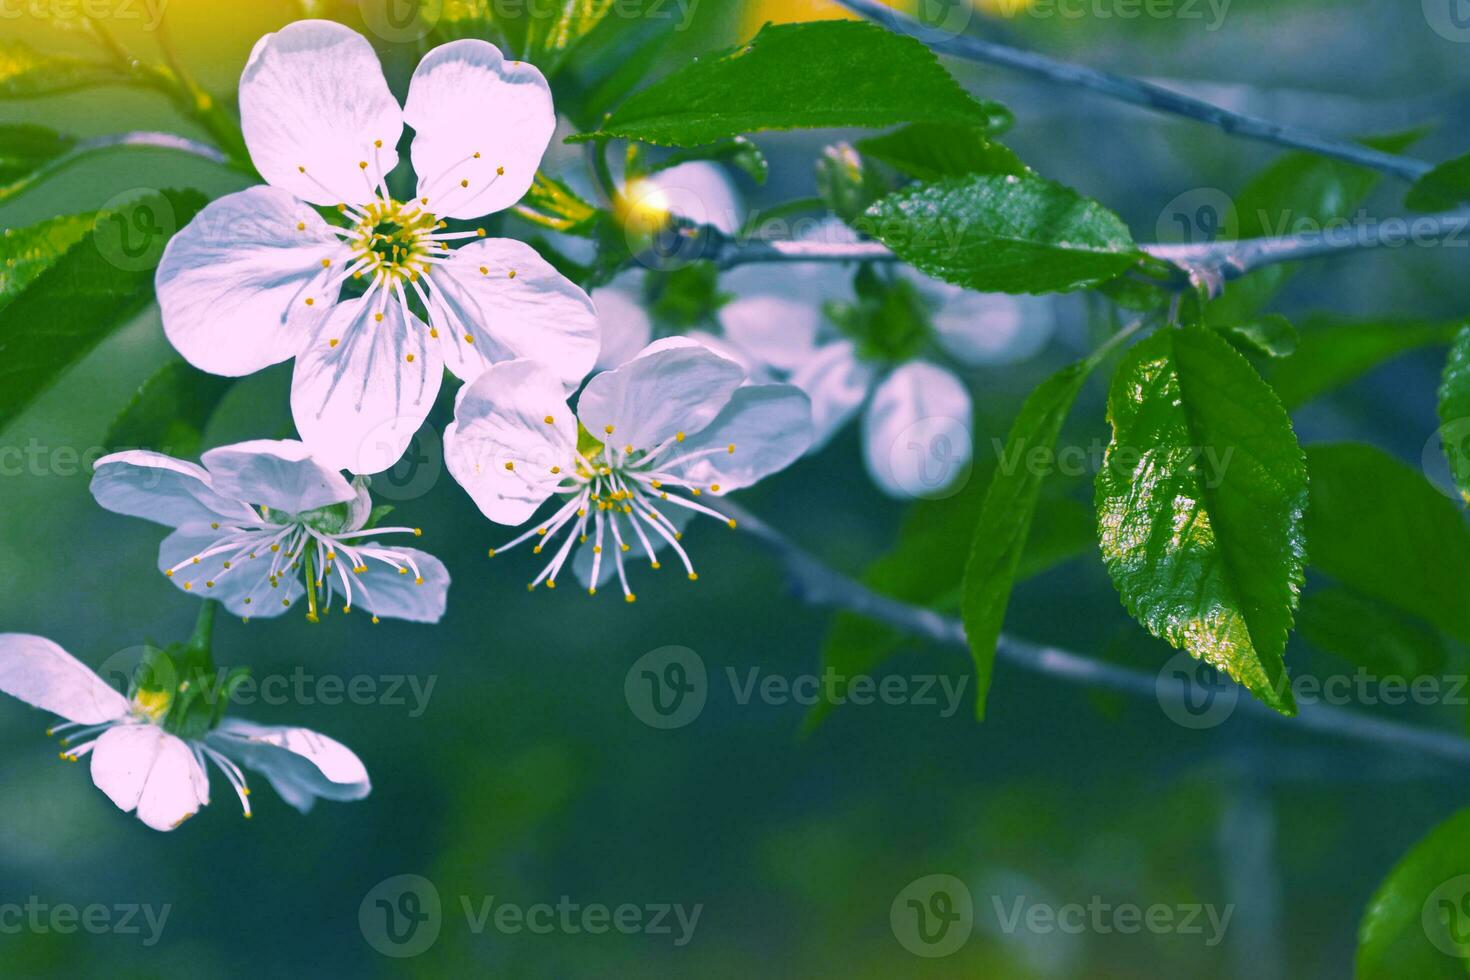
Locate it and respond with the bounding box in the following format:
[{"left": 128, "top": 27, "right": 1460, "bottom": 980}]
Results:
[
  {"left": 1405, "top": 151, "right": 1470, "bottom": 212},
  {"left": 1437, "top": 324, "right": 1470, "bottom": 504},
  {"left": 862, "top": 173, "right": 1139, "bottom": 294},
  {"left": 521, "top": 0, "right": 617, "bottom": 75},
  {"left": 1357, "top": 807, "right": 1470, "bottom": 978},
  {"left": 1216, "top": 314, "right": 1298, "bottom": 358},
  {"left": 1297, "top": 587, "right": 1446, "bottom": 678},
  {"left": 856, "top": 123, "right": 1029, "bottom": 181},
  {"left": 104, "top": 360, "right": 234, "bottom": 458},
  {"left": 1097, "top": 326, "right": 1306, "bottom": 715},
  {"left": 1205, "top": 131, "right": 1421, "bottom": 324},
  {"left": 1270, "top": 316, "right": 1459, "bottom": 409},
  {"left": 0, "top": 211, "right": 95, "bottom": 306},
  {"left": 0, "top": 189, "right": 206, "bottom": 432},
  {"left": 962, "top": 359, "right": 1097, "bottom": 720},
  {"left": 571, "top": 21, "right": 1009, "bottom": 146},
  {"left": 0, "top": 40, "right": 131, "bottom": 98},
  {"left": 1305, "top": 443, "right": 1470, "bottom": 647}
]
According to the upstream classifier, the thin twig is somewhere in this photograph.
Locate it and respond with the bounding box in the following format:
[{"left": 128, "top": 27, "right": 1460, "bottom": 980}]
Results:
[
  {"left": 722, "top": 501, "right": 1470, "bottom": 767},
  {"left": 830, "top": 0, "right": 1433, "bottom": 182},
  {"left": 1, "top": 132, "right": 230, "bottom": 204}
]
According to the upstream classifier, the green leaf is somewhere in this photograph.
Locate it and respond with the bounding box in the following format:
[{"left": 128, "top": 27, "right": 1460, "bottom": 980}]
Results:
[
  {"left": 1438, "top": 324, "right": 1470, "bottom": 504},
  {"left": 861, "top": 173, "right": 1140, "bottom": 294},
  {"left": 1206, "top": 131, "right": 1422, "bottom": 324},
  {"left": 1215, "top": 314, "right": 1298, "bottom": 358},
  {"left": 1297, "top": 588, "right": 1446, "bottom": 678},
  {"left": 961, "top": 359, "right": 1097, "bottom": 720},
  {"left": 0, "top": 123, "right": 75, "bottom": 190},
  {"left": 0, "top": 189, "right": 207, "bottom": 432},
  {"left": 0, "top": 40, "right": 131, "bottom": 98},
  {"left": 856, "top": 123, "right": 1029, "bottom": 181},
  {"left": 104, "top": 360, "right": 234, "bottom": 458},
  {"left": 1304, "top": 443, "right": 1470, "bottom": 647},
  {"left": 649, "top": 136, "right": 769, "bottom": 185},
  {"left": 1097, "top": 326, "right": 1307, "bottom": 715},
  {"left": 1405, "top": 151, "right": 1470, "bottom": 212},
  {"left": 0, "top": 211, "right": 96, "bottom": 306},
  {"left": 520, "top": 0, "right": 617, "bottom": 76},
  {"left": 571, "top": 21, "right": 1010, "bottom": 146},
  {"left": 1357, "top": 807, "right": 1470, "bottom": 978},
  {"left": 1269, "top": 316, "right": 1459, "bottom": 409}
]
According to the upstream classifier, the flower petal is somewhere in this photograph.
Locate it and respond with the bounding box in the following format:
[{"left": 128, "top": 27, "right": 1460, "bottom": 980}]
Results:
[
  {"left": 667, "top": 384, "right": 813, "bottom": 493},
  {"left": 155, "top": 186, "right": 345, "bottom": 376},
  {"left": 210, "top": 718, "right": 370, "bottom": 813},
  {"left": 717, "top": 293, "right": 825, "bottom": 373},
  {"left": 239, "top": 20, "right": 402, "bottom": 206},
  {"left": 91, "top": 450, "right": 259, "bottom": 528},
  {"left": 404, "top": 39, "right": 554, "bottom": 218},
  {"left": 201, "top": 439, "right": 356, "bottom": 514},
  {"left": 576, "top": 338, "right": 745, "bottom": 452},
  {"left": 903, "top": 269, "right": 1057, "bottom": 366},
  {"left": 789, "top": 340, "right": 877, "bottom": 452},
  {"left": 291, "top": 297, "right": 444, "bottom": 475},
  {"left": 0, "top": 634, "right": 128, "bottom": 725},
  {"left": 862, "top": 361, "right": 973, "bottom": 499},
  {"left": 591, "top": 276, "right": 652, "bottom": 371},
  {"left": 158, "top": 527, "right": 302, "bottom": 618},
  {"left": 347, "top": 548, "right": 449, "bottom": 623},
  {"left": 445, "top": 359, "right": 575, "bottom": 526},
  {"left": 431, "top": 238, "right": 598, "bottom": 387},
  {"left": 91, "top": 725, "right": 209, "bottom": 832}
]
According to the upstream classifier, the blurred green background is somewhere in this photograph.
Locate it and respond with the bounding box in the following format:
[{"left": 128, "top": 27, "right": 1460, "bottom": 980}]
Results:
[{"left": 3, "top": 0, "right": 1470, "bottom": 975}]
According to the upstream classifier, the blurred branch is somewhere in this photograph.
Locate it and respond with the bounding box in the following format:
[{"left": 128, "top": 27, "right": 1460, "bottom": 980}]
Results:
[
  {"left": 831, "top": 0, "right": 1432, "bottom": 182},
  {"left": 722, "top": 501, "right": 1470, "bottom": 768}
]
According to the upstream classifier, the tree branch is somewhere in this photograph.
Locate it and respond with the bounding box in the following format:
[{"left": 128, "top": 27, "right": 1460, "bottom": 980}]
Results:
[
  {"left": 830, "top": 0, "right": 1432, "bottom": 182},
  {"left": 722, "top": 501, "right": 1470, "bottom": 767}
]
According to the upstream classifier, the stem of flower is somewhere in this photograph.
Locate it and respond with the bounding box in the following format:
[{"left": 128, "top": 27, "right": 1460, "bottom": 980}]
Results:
[{"left": 188, "top": 600, "right": 217, "bottom": 659}]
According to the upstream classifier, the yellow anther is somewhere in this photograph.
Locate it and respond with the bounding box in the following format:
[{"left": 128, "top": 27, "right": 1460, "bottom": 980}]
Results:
[
  {"left": 711, "top": 484, "right": 721, "bottom": 492},
  {"left": 282, "top": 598, "right": 291, "bottom": 607},
  {"left": 297, "top": 165, "right": 306, "bottom": 173},
  {"left": 374, "top": 312, "right": 384, "bottom": 322},
  {"left": 625, "top": 594, "right": 637, "bottom": 603},
  {"left": 480, "top": 266, "right": 489, "bottom": 274},
  {"left": 487, "top": 548, "right": 497, "bottom": 558},
  {"left": 465, "top": 334, "right": 475, "bottom": 344},
  {"left": 621, "top": 544, "right": 630, "bottom": 552},
  {"left": 329, "top": 338, "right": 340, "bottom": 347},
  {"left": 405, "top": 354, "right": 415, "bottom": 363},
  {"left": 460, "top": 179, "right": 469, "bottom": 188},
  {"left": 727, "top": 519, "right": 738, "bottom": 529},
  {"left": 413, "top": 528, "right": 422, "bottom": 536},
  {"left": 430, "top": 328, "right": 439, "bottom": 338},
  {"left": 415, "top": 577, "right": 424, "bottom": 585},
  {"left": 223, "top": 561, "right": 232, "bottom": 569},
  {"left": 676, "top": 432, "right": 686, "bottom": 442},
  {"left": 551, "top": 466, "right": 562, "bottom": 475},
  {"left": 605, "top": 425, "right": 615, "bottom": 434},
  {"left": 305, "top": 297, "right": 315, "bottom": 306},
  {"left": 728, "top": 443, "right": 736, "bottom": 453},
  {"left": 504, "top": 461, "right": 515, "bottom": 471},
  {"left": 688, "top": 572, "right": 699, "bottom": 581},
  {"left": 206, "top": 580, "right": 215, "bottom": 588},
  {"left": 473, "top": 151, "right": 481, "bottom": 158},
  {"left": 165, "top": 569, "right": 174, "bottom": 578},
  {"left": 270, "top": 544, "right": 280, "bottom": 552},
  {"left": 533, "top": 545, "right": 543, "bottom": 554},
  {"left": 371, "top": 616, "right": 380, "bottom": 624},
  {"left": 243, "top": 598, "right": 252, "bottom": 605},
  {"left": 420, "top": 196, "right": 429, "bottom": 204},
  {"left": 537, "top": 527, "right": 548, "bottom": 536},
  {"left": 321, "top": 258, "right": 331, "bottom": 268},
  {"left": 588, "top": 587, "right": 597, "bottom": 596},
  {"left": 692, "top": 489, "right": 702, "bottom": 496},
  {"left": 343, "top": 605, "right": 351, "bottom": 613},
  {"left": 593, "top": 545, "right": 602, "bottom": 554},
  {"left": 651, "top": 480, "right": 662, "bottom": 489},
  {"left": 359, "top": 161, "right": 368, "bottom": 169},
  {"left": 625, "top": 444, "right": 634, "bottom": 453},
  {"left": 496, "top": 166, "right": 505, "bottom": 176},
  {"left": 192, "top": 557, "right": 200, "bottom": 564},
  {"left": 476, "top": 228, "right": 486, "bottom": 237},
  {"left": 398, "top": 567, "right": 408, "bottom": 575},
  {"left": 508, "top": 270, "right": 517, "bottom": 279},
  {"left": 296, "top": 222, "right": 306, "bottom": 231},
  {"left": 326, "top": 551, "right": 336, "bottom": 560},
  {"left": 547, "top": 580, "right": 557, "bottom": 590}
]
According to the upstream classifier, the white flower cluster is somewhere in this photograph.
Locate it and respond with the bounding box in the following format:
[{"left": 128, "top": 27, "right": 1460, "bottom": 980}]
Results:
[{"left": 1, "top": 20, "right": 1054, "bottom": 832}]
